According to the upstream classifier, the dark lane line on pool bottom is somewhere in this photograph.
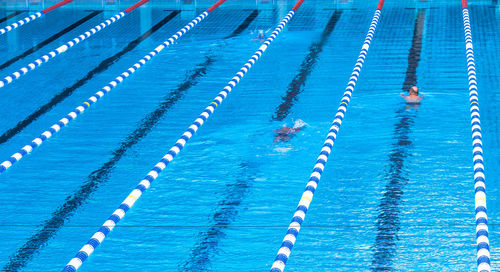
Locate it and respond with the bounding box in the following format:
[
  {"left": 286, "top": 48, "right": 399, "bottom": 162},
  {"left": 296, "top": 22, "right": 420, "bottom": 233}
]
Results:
[
  {"left": 0, "top": 10, "right": 180, "bottom": 146},
  {"left": 370, "top": 9, "right": 425, "bottom": 272},
  {"left": 272, "top": 10, "right": 342, "bottom": 121},
  {"left": 0, "top": 10, "right": 103, "bottom": 71},
  {"left": 0, "top": 10, "right": 25, "bottom": 25},
  {"left": 2, "top": 10, "right": 261, "bottom": 270},
  {"left": 178, "top": 10, "right": 344, "bottom": 269},
  {"left": 2, "top": 57, "right": 215, "bottom": 272},
  {"left": 180, "top": 163, "right": 258, "bottom": 271},
  {"left": 224, "top": 9, "right": 259, "bottom": 39}
]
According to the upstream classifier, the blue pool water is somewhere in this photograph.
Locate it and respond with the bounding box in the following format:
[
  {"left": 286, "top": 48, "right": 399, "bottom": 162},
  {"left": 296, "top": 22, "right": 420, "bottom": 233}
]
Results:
[{"left": 0, "top": 0, "right": 499, "bottom": 271}]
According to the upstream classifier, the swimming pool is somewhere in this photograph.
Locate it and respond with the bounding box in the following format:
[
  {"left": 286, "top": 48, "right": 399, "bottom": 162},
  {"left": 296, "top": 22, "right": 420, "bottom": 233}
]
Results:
[{"left": 0, "top": 0, "right": 498, "bottom": 271}]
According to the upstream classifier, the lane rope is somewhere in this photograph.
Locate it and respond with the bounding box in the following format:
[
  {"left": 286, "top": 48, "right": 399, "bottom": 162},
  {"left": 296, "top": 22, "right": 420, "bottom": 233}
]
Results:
[
  {"left": 0, "top": 0, "right": 149, "bottom": 89},
  {"left": 0, "top": 10, "right": 103, "bottom": 71},
  {"left": 61, "top": 0, "right": 304, "bottom": 270},
  {"left": 0, "top": 0, "right": 72, "bottom": 36},
  {"left": 268, "top": 1, "right": 384, "bottom": 271},
  {"left": 461, "top": 1, "right": 491, "bottom": 271},
  {"left": 0, "top": 0, "right": 225, "bottom": 175}
]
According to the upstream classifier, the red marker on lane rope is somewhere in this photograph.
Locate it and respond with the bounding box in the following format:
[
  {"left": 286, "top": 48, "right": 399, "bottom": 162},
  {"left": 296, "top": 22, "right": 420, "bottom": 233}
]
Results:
[
  {"left": 125, "top": 0, "right": 150, "bottom": 13},
  {"left": 377, "top": 0, "right": 385, "bottom": 10},
  {"left": 208, "top": 0, "right": 227, "bottom": 12},
  {"left": 291, "top": 0, "right": 305, "bottom": 11},
  {"left": 42, "top": 0, "right": 73, "bottom": 14}
]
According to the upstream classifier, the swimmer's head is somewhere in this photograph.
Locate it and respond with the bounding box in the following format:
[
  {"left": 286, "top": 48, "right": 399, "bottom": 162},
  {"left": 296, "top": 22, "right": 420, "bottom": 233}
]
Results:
[
  {"left": 293, "top": 119, "right": 308, "bottom": 129},
  {"left": 409, "top": 86, "right": 419, "bottom": 95},
  {"left": 259, "top": 29, "right": 264, "bottom": 34}
]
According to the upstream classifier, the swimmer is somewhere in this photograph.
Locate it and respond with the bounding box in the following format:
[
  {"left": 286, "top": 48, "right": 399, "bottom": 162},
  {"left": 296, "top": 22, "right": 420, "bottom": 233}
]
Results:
[
  {"left": 401, "top": 85, "right": 423, "bottom": 104},
  {"left": 274, "top": 119, "right": 308, "bottom": 143},
  {"left": 253, "top": 29, "right": 266, "bottom": 42}
]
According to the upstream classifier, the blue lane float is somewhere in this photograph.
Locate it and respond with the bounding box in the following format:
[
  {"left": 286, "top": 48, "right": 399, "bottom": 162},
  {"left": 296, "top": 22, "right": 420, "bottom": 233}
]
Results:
[
  {"left": 0, "top": 0, "right": 228, "bottom": 176},
  {"left": 268, "top": 1, "right": 384, "bottom": 271},
  {"left": 0, "top": 0, "right": 72, "bottom": 36},
  {"left": 61, "top": 0, "right": 304, "bottom": 270},
  {"left": 461, "top": 1, "right": 491, "bottom": 271},
  {"left": 0, "top": 0, "right": 150, "bottom": 89}
]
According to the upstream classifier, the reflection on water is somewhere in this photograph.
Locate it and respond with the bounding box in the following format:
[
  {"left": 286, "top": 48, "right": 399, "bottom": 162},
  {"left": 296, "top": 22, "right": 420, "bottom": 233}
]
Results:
[
  {"left": 2, "top": 56, "right": 214, "bottom": 272},
  {"left": 370, "top": 107, "right": 416, "bottom": 271},
  {"left": 272, "top": 10, "right": 342, "bottom": 121},
  {"left": 370, "top": 9, "right": 425, "bottom": 271},
  {"left": 179, "top": 163, "right": 257, "bottom": 271}
]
